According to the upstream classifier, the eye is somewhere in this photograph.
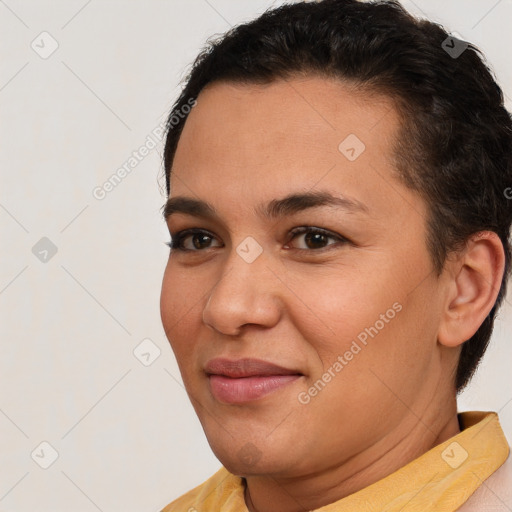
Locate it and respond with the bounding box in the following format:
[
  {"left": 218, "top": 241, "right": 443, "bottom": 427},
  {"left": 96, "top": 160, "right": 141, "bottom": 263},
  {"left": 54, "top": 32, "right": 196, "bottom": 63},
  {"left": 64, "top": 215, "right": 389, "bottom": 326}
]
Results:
[
  {"left": 285, "top": 226, "right": 348, "bottom": 251},
  {"left": 165, "top": 226, "right": 349, "bottom": 253},
  {"left": 166, "top": 229, "right": 222, "bottom": 252}
]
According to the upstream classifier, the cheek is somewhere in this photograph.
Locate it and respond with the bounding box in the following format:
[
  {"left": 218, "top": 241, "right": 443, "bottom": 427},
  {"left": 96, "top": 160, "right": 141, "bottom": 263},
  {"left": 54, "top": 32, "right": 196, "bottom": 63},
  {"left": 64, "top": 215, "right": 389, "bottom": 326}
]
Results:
[
  {"left": 160, "top": 264, "right": 203, "bottom": 367},
  {"left": 306, "top": 272, "right": 438, "bottom": 404},
  {"left": 289, "top": 257, "right": 435, "bottom": 378},
  {"left": 284, "top": 264, "right": 397, "bottom": 362},
  {"left": 160, "top": 264, "right": 178, "bottom": 335}
]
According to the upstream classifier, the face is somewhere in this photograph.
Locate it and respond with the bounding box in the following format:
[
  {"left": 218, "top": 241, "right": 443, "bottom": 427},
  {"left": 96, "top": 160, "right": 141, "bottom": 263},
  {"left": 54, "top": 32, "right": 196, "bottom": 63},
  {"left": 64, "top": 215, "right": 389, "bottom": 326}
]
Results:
[{"left": 160, "top": 76, "right": 453, "bottom": 478}]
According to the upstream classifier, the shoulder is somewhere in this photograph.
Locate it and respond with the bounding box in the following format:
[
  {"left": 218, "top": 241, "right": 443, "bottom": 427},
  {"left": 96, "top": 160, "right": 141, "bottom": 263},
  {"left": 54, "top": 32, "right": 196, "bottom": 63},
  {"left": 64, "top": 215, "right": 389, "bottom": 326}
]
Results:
[
  {"left": 456, "top": 450, "right": 512, "bottom": 511},
  {"left": 160, "top": 467, "right": 246, "bottom": 512}
]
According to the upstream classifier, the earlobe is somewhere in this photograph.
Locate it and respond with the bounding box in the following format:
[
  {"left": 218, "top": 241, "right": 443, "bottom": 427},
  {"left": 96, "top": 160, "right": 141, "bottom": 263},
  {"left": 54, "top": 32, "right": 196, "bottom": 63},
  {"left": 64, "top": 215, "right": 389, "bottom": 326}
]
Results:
[{"left": 438, "top": 231, "right": 505, "bottom": 348}]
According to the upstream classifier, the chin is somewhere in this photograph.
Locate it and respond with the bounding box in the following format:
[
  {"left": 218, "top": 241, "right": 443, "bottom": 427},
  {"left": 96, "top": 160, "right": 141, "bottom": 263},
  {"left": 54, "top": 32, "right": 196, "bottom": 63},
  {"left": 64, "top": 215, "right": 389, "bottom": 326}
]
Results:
[{"left": 208, "top": 436, "right": 299, "bottom": 478}]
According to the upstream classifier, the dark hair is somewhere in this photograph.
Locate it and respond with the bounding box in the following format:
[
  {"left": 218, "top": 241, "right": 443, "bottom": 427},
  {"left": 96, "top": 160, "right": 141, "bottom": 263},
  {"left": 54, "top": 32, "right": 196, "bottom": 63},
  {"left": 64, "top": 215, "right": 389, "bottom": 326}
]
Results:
[{"left": 162, "top": 0, "right": 512, "bottom": 393}]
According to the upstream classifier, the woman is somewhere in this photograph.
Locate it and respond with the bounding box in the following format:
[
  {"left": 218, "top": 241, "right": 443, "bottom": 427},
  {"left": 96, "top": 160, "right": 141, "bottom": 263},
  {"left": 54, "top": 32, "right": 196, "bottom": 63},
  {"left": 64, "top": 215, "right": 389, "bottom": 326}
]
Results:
[{"left": 159, "top": 0, "right": 512, "bottom": 510}]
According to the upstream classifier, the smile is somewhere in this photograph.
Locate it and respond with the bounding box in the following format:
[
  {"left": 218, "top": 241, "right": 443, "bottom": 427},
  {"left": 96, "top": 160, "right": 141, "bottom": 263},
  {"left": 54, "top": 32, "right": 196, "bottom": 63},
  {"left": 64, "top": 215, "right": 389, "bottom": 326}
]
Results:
[{"left": 204, "top": 358, "right": 303, "bottom": 404}]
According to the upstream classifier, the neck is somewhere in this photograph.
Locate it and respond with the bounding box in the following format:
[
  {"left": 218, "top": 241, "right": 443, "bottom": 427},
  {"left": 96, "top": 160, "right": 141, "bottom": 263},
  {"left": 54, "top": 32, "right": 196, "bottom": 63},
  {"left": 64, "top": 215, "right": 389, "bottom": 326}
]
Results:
[{"left": 244, "top": 401, "right": 460, "bottom": 512}]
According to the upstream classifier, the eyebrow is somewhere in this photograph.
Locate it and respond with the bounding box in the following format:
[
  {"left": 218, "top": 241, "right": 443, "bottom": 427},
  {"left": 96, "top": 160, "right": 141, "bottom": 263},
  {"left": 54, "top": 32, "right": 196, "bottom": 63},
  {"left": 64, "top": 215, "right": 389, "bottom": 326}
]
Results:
[{"left": 162, "top": 190, "right": 369, "bottom": 222}]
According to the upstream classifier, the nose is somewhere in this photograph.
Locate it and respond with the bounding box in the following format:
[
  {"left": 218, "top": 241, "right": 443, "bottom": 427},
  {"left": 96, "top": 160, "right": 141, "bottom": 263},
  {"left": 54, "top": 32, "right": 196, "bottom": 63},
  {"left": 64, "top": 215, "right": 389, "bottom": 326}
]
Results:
[{"left": 202, "top": 249, "right": 283, "bottom": 336}]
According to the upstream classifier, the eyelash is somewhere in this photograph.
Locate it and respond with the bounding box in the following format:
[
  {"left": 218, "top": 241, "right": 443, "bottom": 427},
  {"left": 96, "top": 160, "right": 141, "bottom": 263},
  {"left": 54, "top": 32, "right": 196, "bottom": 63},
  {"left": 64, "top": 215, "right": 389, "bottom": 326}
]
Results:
[{"left": 165, "top": 227, "right": 349, "bottom": 253}]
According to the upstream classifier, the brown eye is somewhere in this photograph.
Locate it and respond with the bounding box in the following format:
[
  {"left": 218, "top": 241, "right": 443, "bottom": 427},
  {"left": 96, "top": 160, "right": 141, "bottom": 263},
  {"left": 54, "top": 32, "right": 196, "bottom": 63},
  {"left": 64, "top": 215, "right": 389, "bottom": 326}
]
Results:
[
  {"left": 303, "top": 231, "right": 330, "bottom": 249},
  {"left": 286, "top": 227, "right": 347, "bottom": 251},
  {"left": 168, "top": 229, "right": 222, "bottom": 252},
  {"left": 190, "top": 233, "right": 214, "bottom": 250}
]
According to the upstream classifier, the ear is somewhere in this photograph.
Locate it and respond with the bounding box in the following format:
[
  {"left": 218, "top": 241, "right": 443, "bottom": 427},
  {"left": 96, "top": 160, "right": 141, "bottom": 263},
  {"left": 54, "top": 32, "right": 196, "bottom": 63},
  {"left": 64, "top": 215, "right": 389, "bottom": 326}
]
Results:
[{"left": 438, "top": 231, "right": 505, "bottom": 348}]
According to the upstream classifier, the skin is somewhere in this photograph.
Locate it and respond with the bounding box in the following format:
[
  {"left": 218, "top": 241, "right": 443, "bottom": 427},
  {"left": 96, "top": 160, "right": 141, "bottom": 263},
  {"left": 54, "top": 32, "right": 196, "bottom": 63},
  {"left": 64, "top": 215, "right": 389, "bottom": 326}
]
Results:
[{"left": 160, "top": 76, "right": 505, "bottom": 512}]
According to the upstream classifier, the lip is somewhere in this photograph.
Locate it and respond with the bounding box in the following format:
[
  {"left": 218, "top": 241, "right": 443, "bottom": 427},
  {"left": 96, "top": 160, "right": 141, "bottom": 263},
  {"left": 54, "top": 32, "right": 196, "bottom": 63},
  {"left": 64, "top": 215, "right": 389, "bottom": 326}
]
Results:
[{"left": 205, "top": 358, "right": 303, "bottom": 404}]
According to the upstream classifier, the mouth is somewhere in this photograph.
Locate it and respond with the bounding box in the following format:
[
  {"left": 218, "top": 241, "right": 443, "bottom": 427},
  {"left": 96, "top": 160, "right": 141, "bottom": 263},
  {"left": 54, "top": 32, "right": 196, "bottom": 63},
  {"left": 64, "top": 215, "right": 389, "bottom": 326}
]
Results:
[{"left": 204, "top": 358, "right": 303, "bottom": 404}]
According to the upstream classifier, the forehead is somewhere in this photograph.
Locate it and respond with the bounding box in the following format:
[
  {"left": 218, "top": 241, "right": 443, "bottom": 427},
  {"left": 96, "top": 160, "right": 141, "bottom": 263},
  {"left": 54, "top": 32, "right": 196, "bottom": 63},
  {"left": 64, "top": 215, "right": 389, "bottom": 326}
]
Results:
[
  {"left": 172, "top": 76, "right": 399, "bottom": 175},
  {"left": 169, "top": 76, "right": 420, "bottom": 225}
]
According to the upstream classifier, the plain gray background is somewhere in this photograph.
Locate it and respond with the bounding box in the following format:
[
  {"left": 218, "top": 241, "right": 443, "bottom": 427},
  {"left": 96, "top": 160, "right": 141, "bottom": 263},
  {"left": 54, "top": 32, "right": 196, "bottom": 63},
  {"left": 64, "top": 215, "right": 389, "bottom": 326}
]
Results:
[{"left": 1, "top": 1, "right": 511, "bottom": 511}]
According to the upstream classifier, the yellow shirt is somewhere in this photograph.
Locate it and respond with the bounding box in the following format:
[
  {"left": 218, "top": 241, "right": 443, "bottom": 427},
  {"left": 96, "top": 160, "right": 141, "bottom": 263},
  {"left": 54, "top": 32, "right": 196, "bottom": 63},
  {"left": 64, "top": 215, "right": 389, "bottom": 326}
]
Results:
[{"left": 161, "top": 411, "right": 511, "bottom": 511}]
